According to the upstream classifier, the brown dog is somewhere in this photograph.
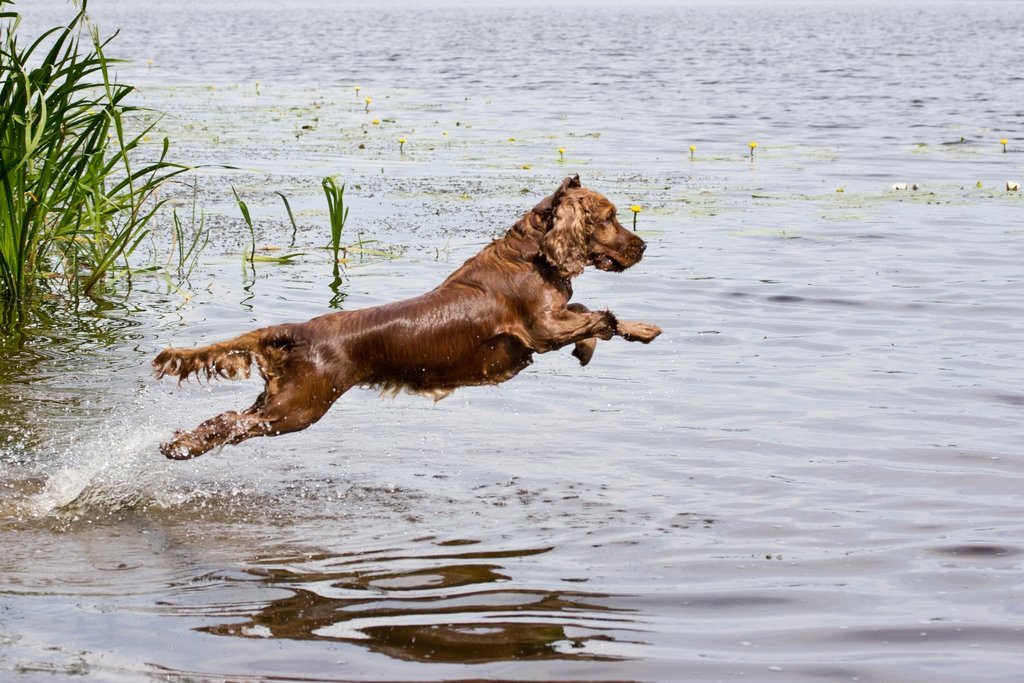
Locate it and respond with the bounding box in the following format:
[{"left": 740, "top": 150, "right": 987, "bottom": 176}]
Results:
[{"left": 154, "top": 175, "right": 662, "bottom": 458}]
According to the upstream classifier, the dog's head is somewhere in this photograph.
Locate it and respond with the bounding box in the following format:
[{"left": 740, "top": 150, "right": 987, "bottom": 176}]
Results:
[{"left": 533, "top": 175, "right": 647, "bottom": 280}]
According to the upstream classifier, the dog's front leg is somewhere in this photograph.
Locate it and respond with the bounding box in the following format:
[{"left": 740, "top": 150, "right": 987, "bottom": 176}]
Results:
[
  {"left": 530, "top": 306, "right": 617, "bottom": 355},
  {"left": 565, "top": 303, "right": 599, "bottom": 366},
  {"left": 561, "top": 304, "right": 661, "bottom": 365}
]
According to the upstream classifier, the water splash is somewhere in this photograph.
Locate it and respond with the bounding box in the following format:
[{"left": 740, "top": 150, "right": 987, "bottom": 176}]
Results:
[{"left": 24, "top": 413, "right": 179, "bottom": 519}]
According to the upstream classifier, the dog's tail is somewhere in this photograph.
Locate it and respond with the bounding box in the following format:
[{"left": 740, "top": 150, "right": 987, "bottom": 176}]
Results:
[{"left": 153, "top": 327, "right": 294, "bottom": 383}]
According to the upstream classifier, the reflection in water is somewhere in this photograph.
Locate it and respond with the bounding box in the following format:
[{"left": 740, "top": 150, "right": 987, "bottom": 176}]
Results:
[
  {"left": 202, "top": 545, "right": 637, "bottom": 663},
  {"left": 2, "top": 299, "right": 125, "bottom": 379},
  {"left": 328, "top": 264, "right": 347, "bottom": 309},
  {"left": 0, "top": 295, "right": 153, "bottom": 453}
]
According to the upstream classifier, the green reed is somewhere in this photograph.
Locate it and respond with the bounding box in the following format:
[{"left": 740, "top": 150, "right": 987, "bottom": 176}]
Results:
[
  {"left": 322, "top": 176, "right": 349, "bottom": 266},
  {"left": 0, "top": 1, "right": 187, "bottom": 305},
  {"left": 275, "top": 190, "right": 298, "bottom": 247},
  {"left": 169, "top": 180, "right": 208, "bottom": 281},
  {"left": 232, "top": 185, "right": 256, "bottom": 263},
  {"left": 233, "top": 186, "right": 303, "bottom": 265}
]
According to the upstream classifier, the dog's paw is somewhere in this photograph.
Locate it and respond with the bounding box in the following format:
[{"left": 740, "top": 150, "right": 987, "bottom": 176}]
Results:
[
  {"left": 572, "top": 338, "right": 597, "bottom": 366},
  {"left": 617, "top": 321, "right": 662, "bottom": 343}
]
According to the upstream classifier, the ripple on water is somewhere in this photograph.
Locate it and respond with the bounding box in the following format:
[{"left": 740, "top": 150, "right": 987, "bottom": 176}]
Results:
[
  {"left": 187, "top": 542, "right": 645, "bottom": 664},
  {"left": 929, "top": 544, "right": 1022, "bottom": 560}
]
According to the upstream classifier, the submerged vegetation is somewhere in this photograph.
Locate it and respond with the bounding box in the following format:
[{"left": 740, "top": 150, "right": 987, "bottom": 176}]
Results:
[{"left": 0, "top": 1, "right": 186, "bottom": 309}]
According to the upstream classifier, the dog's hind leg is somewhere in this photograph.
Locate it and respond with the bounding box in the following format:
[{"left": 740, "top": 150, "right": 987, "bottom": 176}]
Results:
[
  {"left": 160, "top": 365, "right": 349, "bottom": 459},
  {"left": 153, "top": 330, "right": 265, "bottom": 382}
]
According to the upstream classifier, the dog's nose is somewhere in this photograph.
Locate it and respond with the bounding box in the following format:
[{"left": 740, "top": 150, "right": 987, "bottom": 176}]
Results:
[{"left": 639, "top": 241, "right": 647, "bottom": 254}]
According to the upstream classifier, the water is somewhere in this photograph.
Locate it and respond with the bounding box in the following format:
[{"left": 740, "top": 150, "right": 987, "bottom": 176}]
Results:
[{"left": 2, "top": 0, "right": 1023, "bottom": 680}]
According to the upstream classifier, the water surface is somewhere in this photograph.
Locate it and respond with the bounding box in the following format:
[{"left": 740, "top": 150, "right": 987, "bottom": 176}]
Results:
[{"left": 2, "top": 1, "right": 1023, "bottom": 681}]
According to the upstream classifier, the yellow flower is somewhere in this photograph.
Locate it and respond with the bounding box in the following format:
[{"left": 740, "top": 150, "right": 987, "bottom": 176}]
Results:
[
  {"left": 365, "top": 97, "right": 372, "bottom": 104},
  {"left": 1000, "top": 138, "right": 1008, "bottom": 145},
  {"left": 398, "top": 137, "right": 406, "bottom": 143},
  {"left": 689, "top": 145, "right": 696, "bottom": 152},
  {"left": 521, "top": 164, "right": 531, "bottom": 170},
  {"left": 749, "top": 141, "right": 758, "bottom": 149},
  {"left": 372, "top": 118, "right": 380, "bottom": 125},
  {"left": 630, "top": 205, "right": 642, "bottom": 213},
  {"left": 558, "top": 147, "right": 566, "bottom": 154}
]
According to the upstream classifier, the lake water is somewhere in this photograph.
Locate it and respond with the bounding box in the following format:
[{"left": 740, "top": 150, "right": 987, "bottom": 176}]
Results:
[{"left": 2, "top": 1, "right": 1023, "bottom": 681}]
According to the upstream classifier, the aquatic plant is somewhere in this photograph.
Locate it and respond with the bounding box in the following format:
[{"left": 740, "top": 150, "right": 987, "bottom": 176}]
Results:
[
  {"left": 233, "top": 187, "right": 303, "bottom": 265},
  {"left": 398, "top": 137, "right": 406, "bottom": 154},
  {"left": 275, "top": 190, "right": 298, "bottom": 247},
  {"left": 630, "top": 204, "right": 642, "bottom": 230},
  {"left": 320, "top": 176, "right": 401, "bottom": 304},
  {"left": 0, "top": 1, "right": 187, "bottom": 305},
  {"left": 168, "top": 180, "right": 208, "bottom": 281},
  {"left": 1001, "top": 138, "right": 1008, "bottom": 153},
  {"left": 364, "top": 97, "right": 372, "bottom": 113},
  {"left": 749, "top": 141, "right": 758, "bottom": 159},
  {"left": 558, "top": 147, "right": 565, "bottom": 161},
  {"left": 689, "top": 145, "right": 696, "bottom": 159},
  {"left": 323, "top": 176, "right": 349, "bottom": 267},
  {"left": 232, "top": 186, "right": 256, "bottom": 263},
  {"left": 354, "top": 84, "right": 361, "bottom": 99}
]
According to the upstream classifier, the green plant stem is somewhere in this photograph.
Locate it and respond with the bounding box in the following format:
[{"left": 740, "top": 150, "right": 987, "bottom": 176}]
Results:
[
  {"left": 322, "top": 176, "right": 349, "bottom": 267},
  {"left": 0, "top": 0, "right": 187, "bottom": 307}
]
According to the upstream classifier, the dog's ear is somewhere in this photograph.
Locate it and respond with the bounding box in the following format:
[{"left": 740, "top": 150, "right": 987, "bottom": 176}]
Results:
[
  {"left": 540, "top": 183, "right": 588, "bottom": 279},
  {"left": 531, "top": 174, "right": 581, "bottom": 216}
]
